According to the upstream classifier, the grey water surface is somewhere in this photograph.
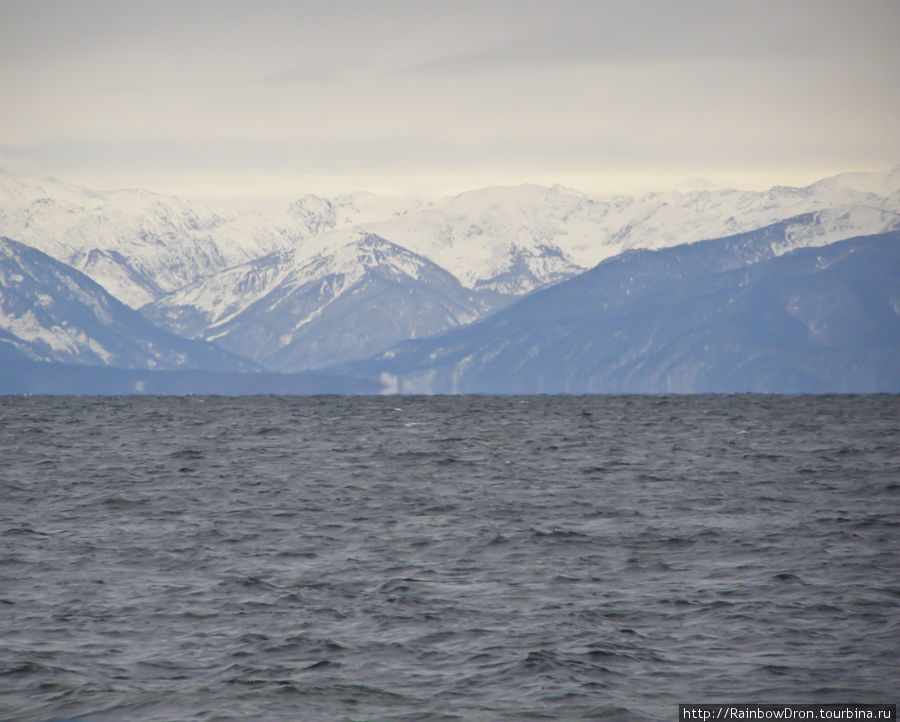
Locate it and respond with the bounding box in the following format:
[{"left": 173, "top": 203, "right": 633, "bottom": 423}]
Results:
[{"left": 1, "top": 395, "right": 898, "bottom": 721}]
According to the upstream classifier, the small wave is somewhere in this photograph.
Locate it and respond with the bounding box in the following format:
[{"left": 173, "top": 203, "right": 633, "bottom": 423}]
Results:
[
  {"left": 1, "top": 661, "right": 51, "bottom": 676},
  {"left": 658, "top": 535, "right": 697, "bottom": 547},
  {"left": 218, "top": 575, "right": 280, "bottom": 591},
  {"left": 169, "top": 448, "right": 204, "bottom": 460},
  {"left": 530, "top": 528, "right": 593, "bottom": 544},
  {"left": 759, "top": 663, "right": 793, "bottom": 676},
  {"left": 100, "top": 494, "right": 144, "bottom": 509},
  {"left": 520, "top": 649, "right": 569, "bottom": 671},
  {"left": 2, "top": 526, "right": 49, "bottom": 537},
  {"left": 255, "top": 426, "right": 283, "bottom": 435},
  {"left": 770, "top": 572, "right": 806, "bottom": 583}
]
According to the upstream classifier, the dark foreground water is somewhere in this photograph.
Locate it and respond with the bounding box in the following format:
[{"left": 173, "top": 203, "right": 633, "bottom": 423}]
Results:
[{"left": 1, "top": 395, "right": 898, "bottom": 722}]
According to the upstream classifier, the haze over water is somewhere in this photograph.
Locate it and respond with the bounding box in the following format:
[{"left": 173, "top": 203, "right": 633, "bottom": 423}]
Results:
[{"left": 2, "top": 395, "right": 898, "bottom": 721}]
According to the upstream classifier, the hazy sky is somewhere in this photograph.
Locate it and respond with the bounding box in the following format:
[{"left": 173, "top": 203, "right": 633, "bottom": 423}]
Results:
[{"left": 2, "top": 0, "right": 898, "bottom": 200}]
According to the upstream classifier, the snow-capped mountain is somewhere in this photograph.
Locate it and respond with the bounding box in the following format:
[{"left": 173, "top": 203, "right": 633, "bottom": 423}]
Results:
[
  {"left": 3, "top": 166, "right": 898, "bottom": 311},
  {"left": 2, "top": 165, "right": 899, "bottom": 387},
  {"left": 351, "top": 168, "right": 900, "bottom": 293},
  {"left": 144, "top": 198, "right": 900, "bottom": 372},
  {"left": 334, "top": 226, "right": 900, "bottom": 394},
  {"left": 0, "top": 172, "right": 416, "bottom": 308},
  {"left": 143, "top": 230, "right": 497, "bottom": 371},
  {"left": 0, "top": 236, "right": 256, "bottom": 371},
  {"left": 358, "top": 184, "right": 591, "bottom": 295},
  {"left": 287, "top": 191, "right": 419, "bottom": 234},
  {"left": 0, "top": 172, "right": 234, "bottom": 307},
  {"left": 805, "top": 165, "right": 900, "bottom": 198}
]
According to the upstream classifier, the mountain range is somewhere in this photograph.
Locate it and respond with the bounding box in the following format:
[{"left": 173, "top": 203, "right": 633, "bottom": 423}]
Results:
[
  {"left": 142, "top": 229, "right": 505, "bottom": 371},
  {"left": 0, "top": 236, "right": 254, "bottom": 372},
  {"left": 336, "top": 226, "right": 900, "bottom": 394},
  {"left": 1, "top": 166, "right": 898, "bottom": 393}
]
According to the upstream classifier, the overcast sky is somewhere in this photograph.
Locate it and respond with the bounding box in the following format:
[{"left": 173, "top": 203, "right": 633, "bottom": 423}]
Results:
[{"left": 1, "top": 0, "right": 898, "bottom": 201}]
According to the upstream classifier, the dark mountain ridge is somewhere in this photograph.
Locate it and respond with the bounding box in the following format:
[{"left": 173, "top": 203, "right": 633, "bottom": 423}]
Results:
[
  {"left": 0, "top": 236, "right": 256, "bottom": 372},
  {"left": 333, "top": 225, "right": 900, "bottom": 393}
]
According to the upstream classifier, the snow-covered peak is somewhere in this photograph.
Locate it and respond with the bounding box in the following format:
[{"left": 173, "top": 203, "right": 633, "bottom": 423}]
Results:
[
  {"left": 443, "top": 182, "right": 590, "bottom": 210},
  {"left": 147, "top": 229, "right": 439, "bottom": 337},
  {"left": 805, "top": 164, "right": 900, "bottom": 198},
  {"left": 287, "top": 194, "right": 339, "bottom": 235},
  {"left": 338, "top": 170, "right": 900, "bottom": 290},
  {"left": 0, "top": 170, "right": 243, "bottom": 307},
  {"left": 276, "top": 229, "right": 441, "bottom": 292},
  {"left": 287, "top": 191, "right": 422, "bottom": 234},
  {"left": 0, "top": 235, "right": 253, "bottom": 371},
  {"left": 0, "top": 169, "right": 230, "bottom": 231},
  {"left": 351, "top": 185, "right": 589, "bottom": 292},
  {"left": 143, "top": 228, "right": 488, "bottom": 371},
  {"left": 0, "top": 171, "right": 388, "bottom": 307},
  {"left": 0, "top": 170, "right": 102, "bottom": 207},
  {"left": 782, "top": 205, "right": 900, "bottom": 250},
  {"left": 3, "top": 165, "right": 898, "bottom": 313}
]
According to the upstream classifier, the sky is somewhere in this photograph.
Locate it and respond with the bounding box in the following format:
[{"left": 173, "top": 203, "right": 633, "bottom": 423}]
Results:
[{"left": 1, "top": 0, "right": 898, "bottom": 202}]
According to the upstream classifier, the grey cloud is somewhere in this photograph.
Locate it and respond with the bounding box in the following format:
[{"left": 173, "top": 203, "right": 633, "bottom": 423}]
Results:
[
  {"left": 4, "top": 126, "right": 890, "bottom": 181},
  {"left": 262, "top": 64, "right": 348, "bottom": 85},
  {"left": 393, "top": 0, "right": 899, "bottom": 74},
  {"left": 1, "top": 0, "right": 897, "bottom": 198}
]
